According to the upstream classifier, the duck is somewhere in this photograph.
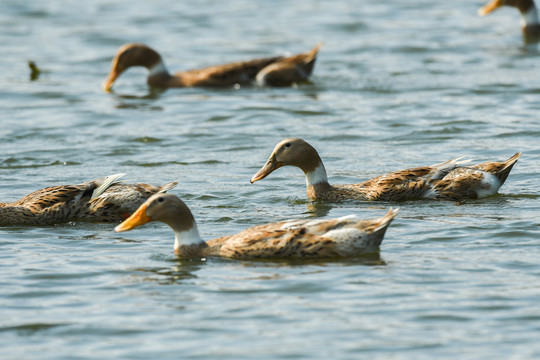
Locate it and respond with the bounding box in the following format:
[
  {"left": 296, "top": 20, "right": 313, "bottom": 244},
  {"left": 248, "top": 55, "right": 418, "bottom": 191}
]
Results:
[
  {"left": 250, "top": 138, "right": 521, "bottom": 202},
  {"left": 478, "top": 0, "right": 540, "bottom": 41},
  {"left": 103, "top": 43, "right": 322, "bottom": 91},
  {"left": 0, "top": 174, "right": 177, "bottom": 226},
  {"left": 114, "top": 193, "right": 398, "bottom": 259}
]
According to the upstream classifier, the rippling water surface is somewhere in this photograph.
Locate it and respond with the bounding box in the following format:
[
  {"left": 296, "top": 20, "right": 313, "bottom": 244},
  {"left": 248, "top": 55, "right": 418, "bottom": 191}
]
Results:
[{"left": 1, "top": 0, "right": 540, "bottom": 359}]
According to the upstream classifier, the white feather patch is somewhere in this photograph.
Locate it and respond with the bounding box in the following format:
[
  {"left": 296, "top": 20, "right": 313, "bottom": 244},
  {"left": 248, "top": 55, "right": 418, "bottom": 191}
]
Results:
[
  {"left": 91, "top": 173, "right": 126, "bottom": 199},
  {"left": 281, "top": 218, "right": 323, "bottom": 230},
  {"left": 255, "top": 69, "right": 269, "bottom": 86},
  {"left": 174, "top": 225, "right": 204, "bottom": 249},
  {"left": 324, "top": 228, "right": 362, "bottom": 243},
  {"left": 305, "top": 164, "right": 329, "bottom": 186},
  {"left": 336, "top": 214, "right": 357, "bottom": 222},
  {"left": 475, "top": 173, "right": 503, "bottom": 198},
  {"left": 421, "top": 186, "right": 439, "bottom": 199},
  {"left": 430, "top": 156, "right": 471, "bottom": 169}
]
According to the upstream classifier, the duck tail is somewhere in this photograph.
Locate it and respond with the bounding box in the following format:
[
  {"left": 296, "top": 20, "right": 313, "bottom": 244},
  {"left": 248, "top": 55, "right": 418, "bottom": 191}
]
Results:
[
  {"left": 356, "top": 207, "right": 399, "bottom": 252},
  {"left": 496, "top": 152, "right": 521, "bottom": 184},
  {"left": 306, "top": 43, "right": 322, "bottom": 62},
  {"left": 301, "top": 43, "right": 322, "bottom": 75},
  {"left": 157, "top": 181, "right": 178, "bottom": 194},
  {"left": 91, "top": 173, "right": 126, "bottom": 199},
  {"left": 373, "top": 207, "right": 400, "bottom": 233}
]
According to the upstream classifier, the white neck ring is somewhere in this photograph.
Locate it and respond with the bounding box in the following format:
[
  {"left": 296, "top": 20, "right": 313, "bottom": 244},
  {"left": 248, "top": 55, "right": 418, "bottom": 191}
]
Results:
[
  {"left": 174, "top": 225, "right": 204, "bottom": 251},
  {"left": 149, "top": 61, "right": 168, "bottom": 76},
  {"left": 305, "top": 163, "right": 329, "bottom": 187}
]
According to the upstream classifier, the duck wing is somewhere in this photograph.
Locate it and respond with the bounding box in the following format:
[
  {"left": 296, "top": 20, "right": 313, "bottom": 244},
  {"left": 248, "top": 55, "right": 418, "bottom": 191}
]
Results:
[
  {"left": 0, "top": 173, "right": 125, "bottom": 226},
  {"left": 83, "top": 181, "right": 178, "bottom": 222},
  {"left": 177, "top": 56, "right": 283, "bottom": 87},
  {"left": 256, "top": 43, "right": 322, "bottom": 86},
  {"left": 209, "top": 208, "right": 398, "bottom": 259}
]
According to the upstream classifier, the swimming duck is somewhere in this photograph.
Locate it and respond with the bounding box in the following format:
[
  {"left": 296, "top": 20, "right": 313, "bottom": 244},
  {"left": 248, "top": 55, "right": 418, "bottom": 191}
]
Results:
[
  {"left": 0, "top": 174, "right": 177, "bottom": 226},
  {"left": 103, "top": 43, "right": 322, "bottom": 91},
  {"left": 478, "top": 0, "right": 540, "bottom": 41},
  {"left": 115, "top": 193, "right": 398, "bottom": 258},
  {"left": 250, "top": 138, "right": 521, "bottom": 202}
]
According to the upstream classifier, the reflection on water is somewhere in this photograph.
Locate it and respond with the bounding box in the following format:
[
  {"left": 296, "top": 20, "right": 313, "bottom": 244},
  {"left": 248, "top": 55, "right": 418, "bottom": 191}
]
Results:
[
  {"left": 132, "top": 261, "right": 205, "bottom": 285},
  {"left": 0, "top": 323, "right": 67, "bottom": 336},
  {"left": 305, "top": 201, "right": 332, "bottom": 217}
]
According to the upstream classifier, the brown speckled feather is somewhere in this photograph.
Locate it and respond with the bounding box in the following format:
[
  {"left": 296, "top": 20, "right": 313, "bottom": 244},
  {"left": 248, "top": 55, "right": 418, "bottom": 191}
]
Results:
[
  {"left": 81, "top": 181, "right": 177, "bottom": 222},
  {"left": 0, "top": 184, "right": 95, "bottom": 226},
  {"left": 470, "top": 152, "right": 521, "bottom": 183},
  {"left": 324, "top": 167, "right": 435, "bottom": 201},
  {"left": 115, "top": 194, "right": 398, "bottom": 259},
  {"left": 0, "top": 174, "right": 177, "bottom": 226},
  {"left": 208, "top": 210, "right": 396, "bottom": 259}
]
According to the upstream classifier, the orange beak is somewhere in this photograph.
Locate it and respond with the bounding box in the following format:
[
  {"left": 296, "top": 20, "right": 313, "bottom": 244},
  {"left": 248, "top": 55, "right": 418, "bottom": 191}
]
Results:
[
  {"left": 102, "top": 69, "right": 120, "bottom": 92},
  {"left": 478, "top": 0, "right": 504, "bottom": 16},
  {"left": 250, "top": 155, "right": 282, "bottom": 183},
  {"left": 114, "top": 204, "right": 152, "bottom": 232}
]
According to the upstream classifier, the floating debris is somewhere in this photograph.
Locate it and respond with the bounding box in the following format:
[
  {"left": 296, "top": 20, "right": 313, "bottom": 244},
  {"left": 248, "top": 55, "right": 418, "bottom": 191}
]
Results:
[{"left": 28, "top": 60, "right": 41, "bottom": 81}]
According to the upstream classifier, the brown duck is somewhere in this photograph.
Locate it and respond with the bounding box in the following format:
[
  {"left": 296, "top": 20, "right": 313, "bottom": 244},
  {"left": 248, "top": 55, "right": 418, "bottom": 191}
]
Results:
[
  {"left": 115, "top": 193, "right": 398, "bottom": 259},
  {"left": 250, "top": 138, "right": 521, "bottom": 202},
  {"left": 0, "top": 174, "right": 177, "bottom": 226},
  {"left": 103, "top": 43, "right": 322, "bottom": 91},
  {"left": 479, "top": 0, "right": 540, "bottom": 41}
]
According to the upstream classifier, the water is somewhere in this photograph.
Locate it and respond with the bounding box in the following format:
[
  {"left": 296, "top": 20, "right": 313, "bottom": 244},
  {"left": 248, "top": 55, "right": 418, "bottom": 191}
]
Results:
[{"left": 1, "top": 0, "right": 540, "bottom": 359}]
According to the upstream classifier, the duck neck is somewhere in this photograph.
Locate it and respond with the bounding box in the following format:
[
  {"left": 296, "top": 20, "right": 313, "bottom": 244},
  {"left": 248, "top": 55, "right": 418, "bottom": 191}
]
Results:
[
  {"left": 173, "top": 223, "right": 207, "bottom": 256},
  {"left": 520, "top": 3, "right": 539, "bottom": 27},
  {"left": 147, "top": 60, "right": 172, "bottom": 87},
  {"left": 305, "top": 163, "right": 331, "bottom": 200}
]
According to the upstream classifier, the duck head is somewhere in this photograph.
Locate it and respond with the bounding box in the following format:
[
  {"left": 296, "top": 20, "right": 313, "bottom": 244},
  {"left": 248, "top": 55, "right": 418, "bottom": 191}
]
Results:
[
  {"left": 478, "top": 0, "right": 535, "bottom": 16},
  {"left": 115, "top": 193, "right": 194, "bottom": 234},
  {"left": 250, "top": 138, "right": 328, "bottom": 185},
  {"left": 103, "top": 43, "right": 165, "bottom": 91}
]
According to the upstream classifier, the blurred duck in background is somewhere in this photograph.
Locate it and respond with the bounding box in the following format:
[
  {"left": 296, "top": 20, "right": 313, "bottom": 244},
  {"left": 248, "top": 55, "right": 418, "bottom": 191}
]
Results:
[
  {"left": 103, "top": 43, "right": 321, "bottom": 91},
  {"left": 478, "top": 0, "right": 540, "bottom": 42}
]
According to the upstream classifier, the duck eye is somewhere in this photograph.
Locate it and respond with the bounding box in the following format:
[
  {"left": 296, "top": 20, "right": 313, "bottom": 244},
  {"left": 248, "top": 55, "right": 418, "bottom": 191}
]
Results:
[
  {"left": 284, "top": 143, "right": 291, "bottom": 148},
  {"left": 157, "top": 197, "right": 164, "bottom": 203}
]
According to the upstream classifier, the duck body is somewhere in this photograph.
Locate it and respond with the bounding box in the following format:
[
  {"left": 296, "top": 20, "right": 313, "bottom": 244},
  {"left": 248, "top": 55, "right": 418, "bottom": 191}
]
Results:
[
  {"left": 250, "top": 138, "right": 521, "bottom": 202},
  {"left": 479, "top": 0, "right": 540, "bottom": 41},
  {"left": 0, "top": 174, "right": 177, "bottom": 226},
  {"left": 114, "top": 193, "right": 398, "bottom": 259},
  {"left": 103, "top": 43, "right": 321, "bottom": 91}
]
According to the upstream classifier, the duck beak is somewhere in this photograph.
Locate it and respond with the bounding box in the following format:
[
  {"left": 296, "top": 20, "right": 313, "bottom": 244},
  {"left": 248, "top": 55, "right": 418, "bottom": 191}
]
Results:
[
  {"left": 478, "top": 0, "right": 504, "bottom": 16},
  {"left": 102, "top": 70, "right": 119, "bottom": 92},
  {"left": 250, "top": 154, "right": 282, "bottom": 183},
  {"left": 114, "top": 204, "right": 152, "bottom": 232}
]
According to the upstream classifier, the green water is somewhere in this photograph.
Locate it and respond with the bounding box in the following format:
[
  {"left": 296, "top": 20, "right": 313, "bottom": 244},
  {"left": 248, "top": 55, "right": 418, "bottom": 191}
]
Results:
[{"left": 1, "top": 0, "right": 539, "bottom": 359}]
